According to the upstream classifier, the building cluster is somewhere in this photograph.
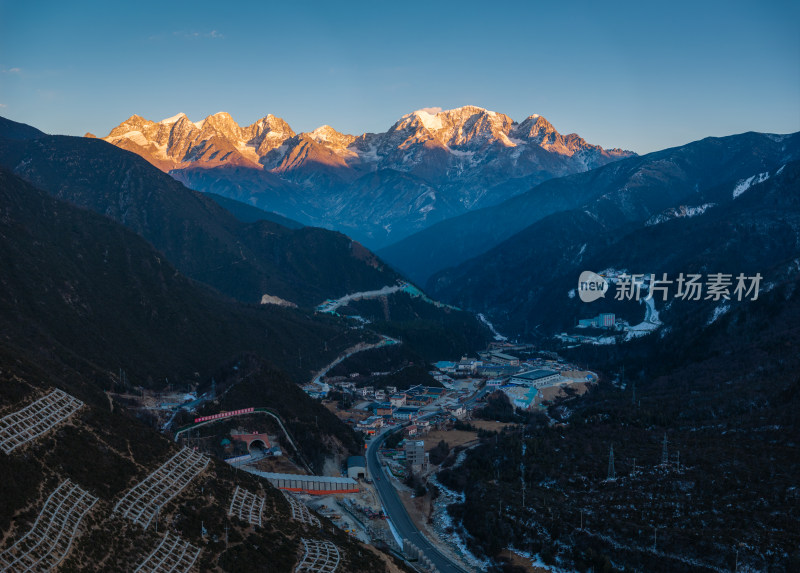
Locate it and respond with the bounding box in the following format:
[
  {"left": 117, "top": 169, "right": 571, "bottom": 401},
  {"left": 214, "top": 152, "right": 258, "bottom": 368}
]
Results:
[
  {"left": 451, "top": 343, "right": 595, "bottom": 410},
  {"left": 352, "top": 385, "right": 467, "bottom": 435},
  {"left": 308, "top": 342, "right": 594, "bottom": 440}
]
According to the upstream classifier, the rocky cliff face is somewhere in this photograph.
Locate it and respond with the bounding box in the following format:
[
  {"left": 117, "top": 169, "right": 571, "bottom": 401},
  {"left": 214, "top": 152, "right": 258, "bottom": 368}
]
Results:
[{"left": 103, "top": 112, "right": 297, "bottom": 171}]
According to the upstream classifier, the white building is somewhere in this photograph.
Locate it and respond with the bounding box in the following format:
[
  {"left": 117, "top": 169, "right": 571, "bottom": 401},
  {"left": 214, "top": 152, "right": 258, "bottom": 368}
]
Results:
[
  {"left": 509, "top": 369, "right": 562, "bottom": 389},
  {"left": 447, "top": 405, "right": 467, "bottom": 419},
  {"left": 457, "top": 356, "right": 480, "bottom": 374},
  {"left": 489, "top": 351, "right": 520, "bottom": 366},
  {"left": 347, "top": 456, "right": 367, "bottom": 479}
]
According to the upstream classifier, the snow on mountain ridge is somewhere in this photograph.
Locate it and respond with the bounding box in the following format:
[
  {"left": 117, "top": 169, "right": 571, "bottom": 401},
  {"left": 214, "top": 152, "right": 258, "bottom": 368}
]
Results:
[
  {"left": 100, "top": 108, "right": 638, "bottom": 221},
  {"left": 103, "top": 107, "right": 633, "bottom": 172},
  {"left": 160, "top": 112, "right": 188, "bottom": 124}
]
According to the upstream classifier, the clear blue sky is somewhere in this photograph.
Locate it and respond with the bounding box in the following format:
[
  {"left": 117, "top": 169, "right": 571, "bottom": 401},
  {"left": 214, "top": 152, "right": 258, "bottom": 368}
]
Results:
[{"left": 1, "top": 0, "right": 798, "bottom": 153}]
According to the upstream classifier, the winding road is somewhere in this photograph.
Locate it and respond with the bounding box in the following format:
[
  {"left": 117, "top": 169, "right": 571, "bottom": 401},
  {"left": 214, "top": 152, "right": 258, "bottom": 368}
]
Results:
[
  {"left": 309, "top": 335, "right": 399, "bottom": 385},
  {"left": 366, "top": 428, "right": 472, "bottom": 573}
]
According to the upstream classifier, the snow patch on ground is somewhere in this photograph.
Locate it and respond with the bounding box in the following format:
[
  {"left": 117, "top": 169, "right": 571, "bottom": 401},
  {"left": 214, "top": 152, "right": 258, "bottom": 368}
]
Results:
[
  {"left": 477, "top": 313, "right": 508, "bottom": 341},
  {"left": 508, "top": 549, "right": 573, "bottom": 573},
  {"left": 356, "top": 143, "right": 380, "bottom": 163},
  {"left": 308, "top": 125, "right": 334, "bottom": 142},
  {"left": 428, "top": 473, "right": 490, "bottom": 571},
  {"left": 646, "top": 203, "right": 716, "bottom": 226},
  {"left": 707, "top": 303, "right": 730, "bottom": 325},
  {"left": 386, "top": 517, "right": 404, "bottom": 549},
  {"left": 733, "top": 171, "right": 770, "bottom": 198},
  {"left": 624, "top": 295, "right": 662, "bottom": 341}
]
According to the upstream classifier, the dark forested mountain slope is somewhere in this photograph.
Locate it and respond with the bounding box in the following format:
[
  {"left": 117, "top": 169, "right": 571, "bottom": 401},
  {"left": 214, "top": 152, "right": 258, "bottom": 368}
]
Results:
[
  {"left": 203, "top": 192, "right": 304, "bottom": 228},
  {"left": 0, "top": 167, "right": 368, "bottom": 386},
  {"left": 0, "top": 127, "right": 398, "bottom": 307},
  {"left": 382, "top": 131, "right": 799, "bottom": 285},
  {"left": 440, "top": 265, "right": 800, "bottom": 571},
  {"left": 426, "top": 135, "right": 800, "bottom": 336}
]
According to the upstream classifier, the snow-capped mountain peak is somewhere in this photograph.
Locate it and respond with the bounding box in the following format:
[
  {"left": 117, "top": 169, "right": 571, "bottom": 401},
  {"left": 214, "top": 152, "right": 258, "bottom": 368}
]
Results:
[
  {"left": 101, "top": 107, "right": 633, "bottom": 175},
  {"left": 306, "top": 125, "right": 355, "bottom": 149},
  {"left": 99, "top": 107, "right": 636, "bottom": 243},
  {"left": 159, "top": 112, "right": 188, "bottom": 124}
]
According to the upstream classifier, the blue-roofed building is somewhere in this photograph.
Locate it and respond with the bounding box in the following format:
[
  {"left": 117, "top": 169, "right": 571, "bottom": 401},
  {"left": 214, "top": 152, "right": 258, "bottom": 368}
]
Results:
[
  {"left": 500, "top": 384, "right": 539, "bottom": 410},
  {"left": 435, "top": 361, "right": 457, "bottom": 373},
  {"left": 393, "top": 406, "right": 420, "bottom": 421}
]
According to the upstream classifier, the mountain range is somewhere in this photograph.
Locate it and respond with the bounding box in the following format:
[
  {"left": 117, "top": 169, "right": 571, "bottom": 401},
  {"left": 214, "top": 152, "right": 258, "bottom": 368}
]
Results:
[
  {"left": 427, "top": 132, "right": 800, "bottom": 337},
  {"left": 0, "top": 115, "right": 490, "bottom": 363},
  {"left": 99, "top": 106, "right": 634, "bottom": 247},
  {"left": 381, "top": 131, "right": 800, "bottom": 286},
  {"left": 0, "top": 117, "right": 398, "bottom": 307},
  {"left": 1, "top": 105, "right": 799, "bottom": 572}
]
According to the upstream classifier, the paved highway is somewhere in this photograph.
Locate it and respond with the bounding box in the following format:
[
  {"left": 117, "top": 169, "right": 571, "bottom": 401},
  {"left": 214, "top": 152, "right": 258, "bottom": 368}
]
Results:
[{"left": 366, "top": 427, "right": 471, "bottom": 573}]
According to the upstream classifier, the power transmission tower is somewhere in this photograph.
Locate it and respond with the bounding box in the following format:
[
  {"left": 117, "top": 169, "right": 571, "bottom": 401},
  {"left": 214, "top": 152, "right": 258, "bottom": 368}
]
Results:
[
  {"left": 608, "top": 444, "right": 616, "bottom": 480},
  {"left": 662, "top": 433, "right": 669, "bottom": 466},
  {"left": 521, "top": 439, "right": 527, "bottom": 508}
]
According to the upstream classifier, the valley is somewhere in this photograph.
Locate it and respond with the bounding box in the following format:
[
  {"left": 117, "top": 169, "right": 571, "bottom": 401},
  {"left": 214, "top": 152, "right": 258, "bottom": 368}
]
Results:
[{"left": 0, "top": 25, "right": 797, "bottom": 570}]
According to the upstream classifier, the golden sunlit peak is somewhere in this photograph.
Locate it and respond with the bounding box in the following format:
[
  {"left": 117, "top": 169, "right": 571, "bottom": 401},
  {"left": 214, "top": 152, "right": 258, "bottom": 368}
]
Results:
[{"left": 159, "top": 112, "right": 188, "bottom": 124}]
